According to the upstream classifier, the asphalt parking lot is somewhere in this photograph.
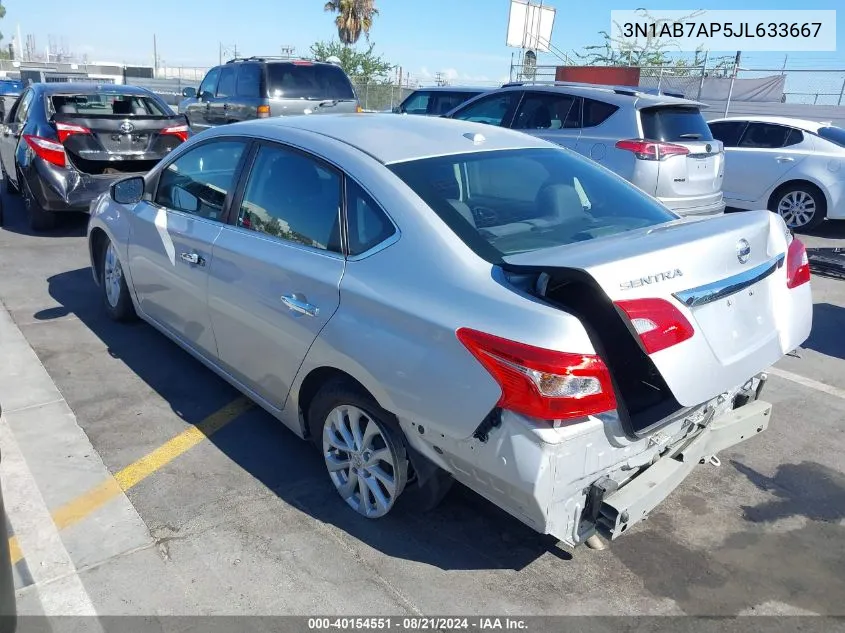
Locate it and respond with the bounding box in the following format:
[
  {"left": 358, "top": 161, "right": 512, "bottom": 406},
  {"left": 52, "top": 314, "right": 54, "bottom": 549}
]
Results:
[{"left": 1, "top": 187, "right": 845, "bottom": 619}]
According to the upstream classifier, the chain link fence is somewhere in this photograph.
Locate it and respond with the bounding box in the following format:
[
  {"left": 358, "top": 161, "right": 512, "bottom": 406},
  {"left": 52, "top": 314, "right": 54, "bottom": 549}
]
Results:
[{"left": 352, "top": 83, "right": 415, "bottom": 112}]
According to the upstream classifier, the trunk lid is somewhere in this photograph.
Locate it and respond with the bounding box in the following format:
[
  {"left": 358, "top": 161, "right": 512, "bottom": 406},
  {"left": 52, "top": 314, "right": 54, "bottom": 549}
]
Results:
[
  {"left": 54, "top": 114, "right": 185, "bottom": 163},
  {"left": 504, "top": 210, "right": 812, "bottom": 407}
]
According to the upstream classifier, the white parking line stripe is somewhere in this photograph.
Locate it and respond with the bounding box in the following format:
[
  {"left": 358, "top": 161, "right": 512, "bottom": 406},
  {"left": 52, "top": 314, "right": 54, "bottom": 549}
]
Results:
[
  {"left": 768, "top": 367, "right": 845, "bottom": 401},
  {"left": 0, "top": 418, "right": 102, "bottom": 622}
]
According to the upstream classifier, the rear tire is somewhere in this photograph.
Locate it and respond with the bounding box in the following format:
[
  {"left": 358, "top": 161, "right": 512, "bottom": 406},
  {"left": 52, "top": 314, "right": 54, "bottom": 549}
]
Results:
[
  {"left": 100, "top": 239, "right": 137, "bottom": 322},
  {"left": 309, "top": 379, "right": 409, "bottom": 519},
  {"left": 21, "top": 174, "right": 55, "bottom": 232},
  {"left": 769, "top": 182, "right": 826, "bottom": 232}
]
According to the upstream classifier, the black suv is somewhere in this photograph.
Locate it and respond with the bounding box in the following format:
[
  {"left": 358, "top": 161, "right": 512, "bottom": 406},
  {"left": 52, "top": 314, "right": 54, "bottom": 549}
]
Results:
[{"left": 181, "top": 57, "right": 361, "bottom": 133}]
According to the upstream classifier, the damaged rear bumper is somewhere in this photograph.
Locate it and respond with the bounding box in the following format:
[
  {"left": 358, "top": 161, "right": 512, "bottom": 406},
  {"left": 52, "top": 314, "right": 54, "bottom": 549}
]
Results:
[
  {"left": 596, "top": 399, "right": 771, "bottom": 539},
  {"left": 25, "top": 159, "right": 133, "bottom": 213}
]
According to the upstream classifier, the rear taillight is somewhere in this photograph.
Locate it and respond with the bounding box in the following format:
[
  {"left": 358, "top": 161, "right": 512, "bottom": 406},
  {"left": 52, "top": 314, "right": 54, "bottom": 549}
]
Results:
[
  {"left": 257, "top": 105, "right": 271, "bottom": 118},
  {"left": 161, "top": 124, "right": 189, "bottom": 143},
  {"left": 786, "top": 238, "right": 811, "bottom": 289},
  {"left": 356, "top": 105, "right": 364, "bottom": 113},
  {"left": 615, "top": 139, "right": 690, "bottom": 161},
  {"left": 23, "top": 134, "right": 66, "bottom": 168},
  {"left": 55, "top": 121, "right": 91, "bottom": 143},
  {"left": 456, "top": 328, "right": 617, "bottom": 421},
  {"left": 615, "top": 298, "right": 694, "bottom": 354},
  {"left": 292, "top": 61, "right": 314, "bottom": 66}
]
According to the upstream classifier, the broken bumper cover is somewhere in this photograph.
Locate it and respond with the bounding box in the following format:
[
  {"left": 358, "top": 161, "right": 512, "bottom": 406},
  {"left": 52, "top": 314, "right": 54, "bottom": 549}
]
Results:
[
  {"left": 597, "top": 399, "right": 772, "bottom": 539},
  {"left": 27, "top": 159, "right": 126, "bottom": 213}
]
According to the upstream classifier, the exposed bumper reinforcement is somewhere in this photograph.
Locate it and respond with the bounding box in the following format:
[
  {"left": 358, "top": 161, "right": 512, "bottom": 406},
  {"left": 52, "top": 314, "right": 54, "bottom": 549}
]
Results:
[{"left": 597, "top": 399, "right": 772, "bottom": 539}]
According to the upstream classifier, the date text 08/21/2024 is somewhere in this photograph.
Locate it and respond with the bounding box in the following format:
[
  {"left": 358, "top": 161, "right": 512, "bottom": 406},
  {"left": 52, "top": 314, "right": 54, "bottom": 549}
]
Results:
[
  {"left": 307, "top": 617, "right": 529, "bottom": 630},
  {"left": 621, "top": 21, "right": 823, "bottom": 39}
]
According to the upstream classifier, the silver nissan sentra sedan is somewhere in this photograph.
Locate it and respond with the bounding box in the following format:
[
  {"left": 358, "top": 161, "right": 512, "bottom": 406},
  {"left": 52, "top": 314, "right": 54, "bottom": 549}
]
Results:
[{"left": 87, "top": 114, "right": 812, "bottom": 547}]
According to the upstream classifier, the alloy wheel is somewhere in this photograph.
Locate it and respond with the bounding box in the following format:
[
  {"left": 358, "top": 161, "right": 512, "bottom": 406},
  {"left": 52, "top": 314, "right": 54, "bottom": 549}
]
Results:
[
  {"left": 103, "top": 243, "right": 123, "bottom": 308},
  {"left": 322, "top": 405, "right": 399, "bottom": 518},
  {"left": 777, "top": 190, "right": 816, "bottom": 229}
]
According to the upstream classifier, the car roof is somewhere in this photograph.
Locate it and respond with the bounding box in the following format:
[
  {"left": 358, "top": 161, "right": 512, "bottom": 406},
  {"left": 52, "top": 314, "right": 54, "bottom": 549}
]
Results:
[
  {"left": 224, "top": 113, "right": 555, "bottom": 164},
  {"left": 33, "top": 83, "right": 154, "bottom": 96},
  {"left": 707, "top": 115, "right": 832, "bottom": 132},
  {"left": 494, "top": 83, "right": 706, "bottom": 109}
]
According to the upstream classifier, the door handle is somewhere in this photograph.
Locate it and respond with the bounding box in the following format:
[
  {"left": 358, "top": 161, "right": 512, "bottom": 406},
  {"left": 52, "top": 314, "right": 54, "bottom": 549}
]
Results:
[
  {"left": 281, "top": 294, "right": 319, "bottom": 317},
  {"left": 222, "top": 103, "right": 230, "bottom": 110},
  {"left": 776, "top": 156, "right": 795, "bottom": 163},
  {"left": 180, "top": 251, "right": 205, "bottom": 266}
]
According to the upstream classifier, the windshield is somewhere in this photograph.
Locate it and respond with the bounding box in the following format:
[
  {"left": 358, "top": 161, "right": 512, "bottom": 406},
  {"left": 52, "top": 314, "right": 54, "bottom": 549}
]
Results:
[
  {"left": 50, "top": 93, "right": 167, "bottom": 116},
  {"left": 266, "top": 63, "right": 355, "bottom": 100},
  {"left": 818, "top": 126, "right": 845, "bottom": 148},
  {"left": 389, "top": 148, "right": 677, "bottom": 260}
]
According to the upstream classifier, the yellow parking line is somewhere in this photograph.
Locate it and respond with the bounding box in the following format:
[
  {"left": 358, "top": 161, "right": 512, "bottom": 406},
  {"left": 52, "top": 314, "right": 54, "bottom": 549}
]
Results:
[
  {"left": 8, "top": 535, "right": 22, "bottom": 567},
  {"left": 9, "top": 396, "right": 253, "bottom": 565}
]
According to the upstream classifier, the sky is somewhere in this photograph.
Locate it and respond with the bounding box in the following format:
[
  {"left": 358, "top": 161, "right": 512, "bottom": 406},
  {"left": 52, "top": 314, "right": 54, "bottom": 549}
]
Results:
[{"left": 3, "top": 0, "right": 844, "bottom": 86}]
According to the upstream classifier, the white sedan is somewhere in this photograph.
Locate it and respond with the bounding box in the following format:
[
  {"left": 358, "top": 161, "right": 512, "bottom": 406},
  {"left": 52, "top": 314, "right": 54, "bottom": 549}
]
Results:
[{"left": 708, "top": 115, "right": 845, "bottom": 231}]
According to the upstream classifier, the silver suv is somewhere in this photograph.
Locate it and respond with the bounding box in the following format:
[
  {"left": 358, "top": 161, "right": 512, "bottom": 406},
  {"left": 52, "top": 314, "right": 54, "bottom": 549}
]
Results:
[{"left": 447, "top": 82, "right": 725, "bottom": 217}]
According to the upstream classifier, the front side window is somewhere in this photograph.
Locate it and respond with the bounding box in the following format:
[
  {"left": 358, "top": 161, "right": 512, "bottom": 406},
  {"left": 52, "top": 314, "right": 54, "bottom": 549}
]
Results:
[
  {"left": 198, "top": 68, "right": 221, "bottom": 99},
  {"left": 389, "top": 148, "right": 676, "bottom": 261},
  {"left": 738, "top": 123, "right": 795, "bottom": 149},
  {"left": 401, "top": 91, "right": 431, "bottom": 114},
  {"left": 155, "top": 140, "right": 246, "bottom": 220},
  {"left": 237, "top": 144, "right": 342, "bottom": 252},
  {"left": 430, "top": 92, "right": 480, "bottom": 116},
  {"left": 513, "top": 93, "right": 579, "bottom": 130},
  {"left": 450, "top": 93, "right": 517, "bottom": 127}
]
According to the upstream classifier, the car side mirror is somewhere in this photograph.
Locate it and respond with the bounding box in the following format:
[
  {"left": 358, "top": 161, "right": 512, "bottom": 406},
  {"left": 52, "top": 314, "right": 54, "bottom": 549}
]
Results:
[
  {"left": 182, "top": 87, "right": 197, "bottom": 99},
  {"left": 111, "top": 176, "right": 145, "bottom": 205}
]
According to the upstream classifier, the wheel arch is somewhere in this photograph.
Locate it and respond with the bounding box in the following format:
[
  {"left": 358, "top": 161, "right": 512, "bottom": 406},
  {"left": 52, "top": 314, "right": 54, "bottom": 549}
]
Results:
[
  {"left": 767, "top": 178, "right": 830, "bottom": 215},
  {"left": 89, "top": 226, "right": 109, "bottom": 286}
]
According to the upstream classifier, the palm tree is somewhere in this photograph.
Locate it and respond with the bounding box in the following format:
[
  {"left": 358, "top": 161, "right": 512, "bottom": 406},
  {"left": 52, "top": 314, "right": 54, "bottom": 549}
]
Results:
[{"left": 324, "top": 0, "right": 379, "bottom": 46}]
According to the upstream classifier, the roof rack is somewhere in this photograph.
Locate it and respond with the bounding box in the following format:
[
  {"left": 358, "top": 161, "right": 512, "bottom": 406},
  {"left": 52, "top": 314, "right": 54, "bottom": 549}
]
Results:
[
  {"left": 225, "top": 56, "right": 310, "bottom": 64},
  {"left": 501, "top": 80, "right": 690, "bottom": 99}
]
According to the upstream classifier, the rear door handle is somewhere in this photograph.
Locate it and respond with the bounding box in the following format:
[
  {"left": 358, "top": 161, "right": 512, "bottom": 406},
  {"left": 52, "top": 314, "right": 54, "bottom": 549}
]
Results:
[
  {"left": 180, "top": 251, "right": 205, "bottom": 266},
  {"left": 281, "top": 294, "right": 319, "bottom": 317},
  {"left": 776, "top": 156, "right": 795, "bottom": 163}
]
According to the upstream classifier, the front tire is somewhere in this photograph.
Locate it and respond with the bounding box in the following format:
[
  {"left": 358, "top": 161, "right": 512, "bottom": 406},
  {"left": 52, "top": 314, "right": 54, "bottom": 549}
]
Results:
[
  {"left": 309, "top": 381, "right": 409, "bottom": 519},
  {"left": 100, "top": 239, "right": 137, "bottom": 322},
  {"left": 769, "top": 182, "right": 826, "bottom": 232}
]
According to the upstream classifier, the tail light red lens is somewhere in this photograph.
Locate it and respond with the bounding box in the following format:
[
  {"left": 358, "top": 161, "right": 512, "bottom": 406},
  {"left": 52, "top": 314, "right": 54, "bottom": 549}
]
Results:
[
  {"left": 456, "top": 328, "right": 617, "bottom": 421},
  {"left": 161, "top": 124, "right": 189, "bottom": 143},
  {"left": 23, "top": 134, "right": 66, "bottom": 168},
  {"left": 615, "top": 298, "right": 694, "bottom": 355},
  {"left": 615, "top": 139, "right": 690, "bottom": 161},
  {"left": 786, "top": 238, "right": 811, "bottom": 289},
  {"left": 55, "top": 121, "right": 91, "bottom": 143}
]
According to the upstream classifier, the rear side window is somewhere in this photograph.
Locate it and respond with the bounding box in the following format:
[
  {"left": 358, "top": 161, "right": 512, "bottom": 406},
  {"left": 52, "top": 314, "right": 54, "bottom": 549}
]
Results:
[
  {"left": 236, "top": 64, "right": 263, "bottom": 98},
  {"left": 430, "top": 92, "right": 480, "bottom": 115},
  {"left": 738, "top": 123, "right": 800, "bottom": 149},
  {"left": 451, "top": 93, "right": 516, "bottom": 127},
  {"left": 818, "top": 126, "right": 845, "bottom": 148},
  {"left": 266, "top": 63, "right": 355, "bottom": 100},
  {"left": 708, "top": 121, "right": 747, "bottom": 147},
  {"left": 640, "top": 106, "right": 714, "bottom": 142},
  {"left": 216, "top": 66, "right": 237, "bottom": 98},
  {"left": 582, "top": 98, "right": 619, "bottom": 127},
  {"left": 345, "top": 180, "right": 396, "bottom": 256}
]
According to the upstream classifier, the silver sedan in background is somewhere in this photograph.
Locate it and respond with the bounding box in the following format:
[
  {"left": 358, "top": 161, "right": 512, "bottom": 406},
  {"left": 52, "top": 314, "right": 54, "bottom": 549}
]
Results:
[{"left": 87, "top": 114, "right": 812, "bottom": 547}]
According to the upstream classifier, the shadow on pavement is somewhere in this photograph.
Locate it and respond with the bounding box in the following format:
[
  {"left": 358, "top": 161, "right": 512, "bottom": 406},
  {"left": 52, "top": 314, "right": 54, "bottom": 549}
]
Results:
[
  {"left": 38, "top": 267, "right": 567, "bottom": 572},
  {"left": 801, "top": 302, "right": 845, "bottom": 361},
  {"left": 0, "top": 188, "right": 88, "bottom": 238}
]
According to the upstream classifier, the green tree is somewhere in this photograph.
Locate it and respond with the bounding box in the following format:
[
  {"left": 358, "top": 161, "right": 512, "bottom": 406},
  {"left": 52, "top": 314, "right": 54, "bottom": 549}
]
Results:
[
  {"left": 310, "top": 40, "right": 393, "bottom": 84},
  {"left": 324, "top": 0, "right": 378, "bottom": 46}
]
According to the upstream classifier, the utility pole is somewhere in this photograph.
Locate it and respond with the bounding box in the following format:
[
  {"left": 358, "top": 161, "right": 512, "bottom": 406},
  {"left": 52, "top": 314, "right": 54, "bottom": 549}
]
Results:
[{"left": 153, "top": 34, "right": 158, "bottom": 76}]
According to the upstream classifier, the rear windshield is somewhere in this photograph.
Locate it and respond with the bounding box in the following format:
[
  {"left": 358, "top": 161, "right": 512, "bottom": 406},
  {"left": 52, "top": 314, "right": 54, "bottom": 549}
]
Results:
[
  {"left": 50, "top": 93, "right": 167, "bottom": 116},
  {"left": 266, "top": 63, "right": 356, "bottom": 100},
  {"left": 640, "top": 106, "right": 714, "bottom": 142},
  {"left": 389, "top": 148, "right": 676, "bottom": 261},
  {"left": 818, "top": 126, "right": 845, "bottom": 148}
]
